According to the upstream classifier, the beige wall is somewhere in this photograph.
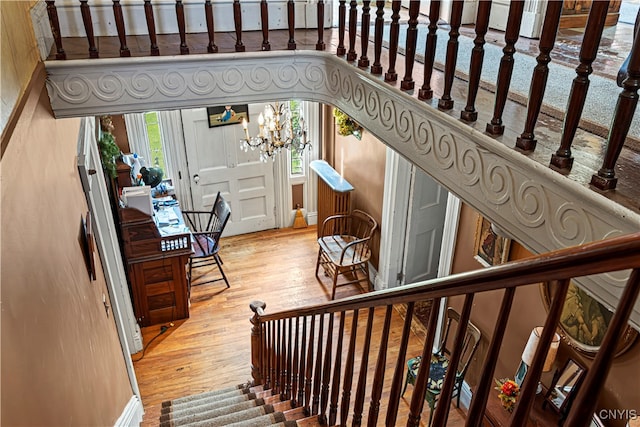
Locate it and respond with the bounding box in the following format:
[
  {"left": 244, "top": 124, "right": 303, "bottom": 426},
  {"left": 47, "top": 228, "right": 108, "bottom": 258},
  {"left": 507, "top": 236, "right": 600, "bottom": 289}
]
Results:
[
  {"left": 0, "top": 1, "right": 41, "bottom": 136},
  {"left": 330, "top": 117, "right": 386, "bottom": 269},
  {"left": 449, "top": 203, "right": 640, "bottom": 426},
  {"left": 1, "top": 5, "right": 134, "bottom": 424}
]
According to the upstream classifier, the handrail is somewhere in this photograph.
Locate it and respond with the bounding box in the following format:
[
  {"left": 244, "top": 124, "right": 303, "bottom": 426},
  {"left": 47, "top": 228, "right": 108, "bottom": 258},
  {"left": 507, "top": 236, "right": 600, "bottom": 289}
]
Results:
[
  {"left": 255, "top": 231, "right": 640, "bottom": 322},
  {"left": 249, "top": 231, "right": 640, "bottom": 425}
]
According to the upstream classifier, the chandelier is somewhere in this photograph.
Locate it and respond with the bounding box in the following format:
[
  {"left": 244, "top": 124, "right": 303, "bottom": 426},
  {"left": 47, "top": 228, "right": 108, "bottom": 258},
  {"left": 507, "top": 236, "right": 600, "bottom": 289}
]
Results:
[{"left": 240, "top": 102, "right": 310, "bottom": 162}]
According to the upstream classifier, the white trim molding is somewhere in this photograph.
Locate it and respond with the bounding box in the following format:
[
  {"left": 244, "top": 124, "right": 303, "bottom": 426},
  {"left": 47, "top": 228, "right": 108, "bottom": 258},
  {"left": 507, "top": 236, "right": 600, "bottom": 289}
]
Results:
[
  {"left": 438, "top": 194, "right": 462, "bottom": 279},
  {"left": 46, "top": 51, "right": 640, "bottom": 328},
  {"left": 376, "top": 147, "right": 412, "bottom": 291},
  {"left": 114, "top": 395, "right": 144, "bottom": 427},
  {"left": 459, "top": 381, "right": 473, "bottom": 411}
]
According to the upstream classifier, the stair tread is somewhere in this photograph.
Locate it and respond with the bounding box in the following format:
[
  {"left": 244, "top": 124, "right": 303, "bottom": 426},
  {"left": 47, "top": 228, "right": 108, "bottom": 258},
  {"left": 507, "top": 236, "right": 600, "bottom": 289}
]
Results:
[
  {"left": 222, "top": 412, "right": 290, "bottom": 427},
  {"left": 295, "top": 414, "right": 322, "bottom": 426},
  {"left": 160, "top": 398, "right": 266, "bottom": 426},
  {"left": 172, "top": 405, "right": 279, "bottom": 427},
  {"left": 161, "top": 392, "right": 256, "bottom": 415},
  {"left": 263, "top": 394, "right": 282, "bottom": 405},
  {"left": 272, "top": 400, "right": 294, "bottom": 413},
  {"left": 283, "top": 406, "right": 307, "bottom": 421},
  {"left": 162, "top": 386, "right": 249, "bottom": 410}
]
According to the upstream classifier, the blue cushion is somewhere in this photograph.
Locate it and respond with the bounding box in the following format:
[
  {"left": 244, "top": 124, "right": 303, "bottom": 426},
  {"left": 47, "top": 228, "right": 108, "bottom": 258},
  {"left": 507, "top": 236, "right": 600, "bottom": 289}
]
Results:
[{"left": 408, "top": 354, "right": 450, "bottom": 391}]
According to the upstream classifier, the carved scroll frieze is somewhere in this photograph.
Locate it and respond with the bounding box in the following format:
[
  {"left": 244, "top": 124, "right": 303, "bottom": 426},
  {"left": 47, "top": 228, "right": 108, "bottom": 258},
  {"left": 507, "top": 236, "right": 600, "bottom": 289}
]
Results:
[{"left": 45, "top": 51, "right": 640, "bottom": 325}]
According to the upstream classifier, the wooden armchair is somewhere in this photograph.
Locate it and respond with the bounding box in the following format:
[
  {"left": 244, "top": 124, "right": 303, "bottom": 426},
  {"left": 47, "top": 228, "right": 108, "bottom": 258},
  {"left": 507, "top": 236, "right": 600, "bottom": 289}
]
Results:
[{"left": 315, "top": 209, "right": 378, "bottom": 299}]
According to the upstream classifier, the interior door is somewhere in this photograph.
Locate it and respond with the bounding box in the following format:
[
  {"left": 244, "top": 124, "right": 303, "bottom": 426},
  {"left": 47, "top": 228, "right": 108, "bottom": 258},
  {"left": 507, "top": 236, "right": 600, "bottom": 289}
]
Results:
[
  {"left": 181, "top": 107, "right": 276, "bottom": 236},
  {"left": 402, "top": 167, "right": 448, "bottom": 284}
]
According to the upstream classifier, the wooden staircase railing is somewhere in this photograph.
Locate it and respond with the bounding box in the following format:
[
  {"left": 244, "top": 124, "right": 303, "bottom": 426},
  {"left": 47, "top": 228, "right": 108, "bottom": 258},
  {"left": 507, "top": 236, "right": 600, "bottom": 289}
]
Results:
[
  {"left": 44, "top": 1, "right": 639, "bottom": 194},
  {"left": 250, "top": 232, "right": 640, "bottom": 426}
]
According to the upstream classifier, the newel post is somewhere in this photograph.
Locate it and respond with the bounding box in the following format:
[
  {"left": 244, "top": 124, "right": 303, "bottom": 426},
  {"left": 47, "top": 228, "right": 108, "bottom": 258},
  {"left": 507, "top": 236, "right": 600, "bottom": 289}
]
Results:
[{"left": 250, "top": 301, "right": 267, "bottom": 386}]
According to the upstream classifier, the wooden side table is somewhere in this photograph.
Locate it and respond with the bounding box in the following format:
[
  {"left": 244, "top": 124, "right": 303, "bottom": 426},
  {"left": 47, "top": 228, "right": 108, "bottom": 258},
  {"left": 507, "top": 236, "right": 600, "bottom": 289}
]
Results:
[{"left": 483, "top": 391, "right": 559, "bottom": 427}]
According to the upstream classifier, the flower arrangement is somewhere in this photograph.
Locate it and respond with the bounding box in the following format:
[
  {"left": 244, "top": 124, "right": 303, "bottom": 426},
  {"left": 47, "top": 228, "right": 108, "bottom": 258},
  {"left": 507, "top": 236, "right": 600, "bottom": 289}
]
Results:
[
  {"left": 333, "top": 108, "right": 363, "bottom": 140},
  {"left": 495, "top": 378, "right": 520, "bottom": 412}
]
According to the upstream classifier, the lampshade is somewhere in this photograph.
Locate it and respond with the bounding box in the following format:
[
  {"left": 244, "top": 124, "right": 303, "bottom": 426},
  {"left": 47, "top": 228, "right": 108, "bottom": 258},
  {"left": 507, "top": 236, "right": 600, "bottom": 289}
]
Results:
[
  {"left": 521, "top": 327, "right": 560, "bottom": 372},
  {"left": 140, "top": 167, "right": 163, "bottom": 188}
]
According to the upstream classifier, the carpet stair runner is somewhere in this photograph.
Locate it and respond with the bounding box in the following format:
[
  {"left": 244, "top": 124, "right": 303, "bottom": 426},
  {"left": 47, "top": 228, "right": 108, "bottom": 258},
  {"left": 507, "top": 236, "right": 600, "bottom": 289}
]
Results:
[{"left": 160, "top": 384, "right": 318, "bottom": 427}]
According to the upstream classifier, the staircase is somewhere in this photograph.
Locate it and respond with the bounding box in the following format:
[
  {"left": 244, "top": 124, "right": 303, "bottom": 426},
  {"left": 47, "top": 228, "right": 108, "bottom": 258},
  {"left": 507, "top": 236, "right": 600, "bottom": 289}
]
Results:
[{"left": 159, "top": 384, "right": 317, "bottom": 427}]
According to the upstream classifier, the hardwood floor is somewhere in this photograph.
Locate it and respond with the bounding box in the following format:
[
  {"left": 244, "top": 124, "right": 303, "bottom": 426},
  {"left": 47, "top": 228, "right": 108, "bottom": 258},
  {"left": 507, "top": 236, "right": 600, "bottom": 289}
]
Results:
[{"left": 133, "top": 226, "right": 467, "bottom": 426}]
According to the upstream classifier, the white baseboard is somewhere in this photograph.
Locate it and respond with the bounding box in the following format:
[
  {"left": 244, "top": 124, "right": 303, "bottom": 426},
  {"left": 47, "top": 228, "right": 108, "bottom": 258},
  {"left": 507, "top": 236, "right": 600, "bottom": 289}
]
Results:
[
  {"left": 459, "top": 381, "right": 473, "bottom": 410},
  {"left": 374, "top": 273, "right": 388, "bottom": 291},
  {"left": 115, "top": 395, "right": 144, "bottom": 427},
  {"left": 369, "top": 263, "right": 378, "bottom": 292},
  {"left": 131, "top": 325, "right": 143, "bottom": 354},
  {"left": 306, "top": 211, "right": 318, "bottom": 226}
]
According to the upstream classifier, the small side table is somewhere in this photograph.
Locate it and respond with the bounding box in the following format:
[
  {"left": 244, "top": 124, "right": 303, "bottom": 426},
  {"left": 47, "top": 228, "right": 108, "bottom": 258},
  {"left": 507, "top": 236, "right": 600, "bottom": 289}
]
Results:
[{"left": 483, "top": 391, "right": 559, "bottom": 427}]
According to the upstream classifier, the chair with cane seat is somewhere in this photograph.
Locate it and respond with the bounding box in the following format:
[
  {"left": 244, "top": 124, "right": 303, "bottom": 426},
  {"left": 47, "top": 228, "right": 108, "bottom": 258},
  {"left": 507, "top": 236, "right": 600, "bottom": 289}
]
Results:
[
  {"left": 182, "top": 192, "right": 231, "bottom": 290},
  {"left": 315, "top": 209, "right": 378, "bottom": 299}
]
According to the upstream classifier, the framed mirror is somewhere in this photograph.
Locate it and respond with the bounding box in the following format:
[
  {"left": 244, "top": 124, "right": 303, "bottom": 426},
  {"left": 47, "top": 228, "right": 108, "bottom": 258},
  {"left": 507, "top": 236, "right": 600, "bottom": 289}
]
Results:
[{"left": 543, "top": 358, "right": 586, "bottom": 422}]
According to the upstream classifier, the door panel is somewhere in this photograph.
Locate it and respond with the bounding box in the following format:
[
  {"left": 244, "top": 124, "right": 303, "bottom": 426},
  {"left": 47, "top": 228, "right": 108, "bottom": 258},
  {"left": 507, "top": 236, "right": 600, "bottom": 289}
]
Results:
[
  {"left": 403, "top": 168, "right": 448, "bottom": 284},
  {"left": 181, "top": 107, "right": 276, "bottom": 236}
]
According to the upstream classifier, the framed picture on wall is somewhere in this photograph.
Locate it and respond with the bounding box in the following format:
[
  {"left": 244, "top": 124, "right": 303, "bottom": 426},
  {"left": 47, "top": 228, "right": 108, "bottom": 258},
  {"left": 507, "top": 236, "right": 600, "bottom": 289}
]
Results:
[
  {"left": 473, "top": 216, "right": 511, "bottom": 267},
  {"left": 79, "top": 211, "right": 96, "bottom": 281},
  {"left": 207, "top": 104, "right": 249, "bottom": 128},
  {"left": 540, "top": 281, "right": 638, "bottom": 357}
]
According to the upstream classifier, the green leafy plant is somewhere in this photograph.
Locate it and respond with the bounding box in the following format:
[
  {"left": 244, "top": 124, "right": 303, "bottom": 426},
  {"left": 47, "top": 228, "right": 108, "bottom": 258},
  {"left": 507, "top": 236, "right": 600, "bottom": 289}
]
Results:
[
  {"left": 98, "top": 116, "right": 121, "bottom": 178},
  {"left": 333, "top": 108, "right": 363, "bottom": 140}
]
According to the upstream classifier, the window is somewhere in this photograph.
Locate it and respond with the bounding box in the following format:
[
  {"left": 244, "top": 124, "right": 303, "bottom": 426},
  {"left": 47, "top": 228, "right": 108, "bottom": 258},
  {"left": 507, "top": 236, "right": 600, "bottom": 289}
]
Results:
[
  {"left": 289, "top": 100, "right": 305, "bottom": 176},
  {"left": 144, "top": 112, "right": 166, "bottom": 173}
]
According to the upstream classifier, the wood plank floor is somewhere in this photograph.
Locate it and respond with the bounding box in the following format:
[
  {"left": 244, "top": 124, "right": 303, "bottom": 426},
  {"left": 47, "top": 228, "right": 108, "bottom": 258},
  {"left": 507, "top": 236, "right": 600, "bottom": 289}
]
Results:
[{"left": 133, "top": 226, "right": 466, "bottom": 426}]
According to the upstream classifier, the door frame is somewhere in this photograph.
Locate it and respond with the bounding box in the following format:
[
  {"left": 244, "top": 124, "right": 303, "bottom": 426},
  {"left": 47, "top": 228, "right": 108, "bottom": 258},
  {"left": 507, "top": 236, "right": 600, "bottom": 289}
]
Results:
[
  {"left": 77, "top": 117, "right": 144, "bottom": 423},
  {"left": 377, "top": 148, "right": 462, "bottom": 352},
  {"left": 377, "top": 148, "right": 462, "bottom": 290}
]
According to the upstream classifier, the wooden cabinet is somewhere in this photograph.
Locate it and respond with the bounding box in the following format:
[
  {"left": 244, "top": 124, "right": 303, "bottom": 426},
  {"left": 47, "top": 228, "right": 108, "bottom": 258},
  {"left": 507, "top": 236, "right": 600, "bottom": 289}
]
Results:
[
  {"left": 119, "top": 206, "right": 191, "bottom": 327},
  {"left": 482, "top": 391, "right": 559, "bottom": 427}
]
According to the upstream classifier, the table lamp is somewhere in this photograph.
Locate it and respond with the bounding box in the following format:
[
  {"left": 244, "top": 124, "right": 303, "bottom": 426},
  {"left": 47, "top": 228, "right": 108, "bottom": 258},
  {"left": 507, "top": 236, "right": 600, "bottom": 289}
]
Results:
[{"left": 515, "top": 327, "right": 560, "bottom": 393}]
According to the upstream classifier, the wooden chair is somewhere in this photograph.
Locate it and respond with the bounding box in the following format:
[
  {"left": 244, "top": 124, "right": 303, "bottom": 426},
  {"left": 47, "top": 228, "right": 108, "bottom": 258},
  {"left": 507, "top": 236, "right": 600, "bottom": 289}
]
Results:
[
  {"left": 182, "top": 192, "right": 231, "bottom": 290},
  {"left": 402, "top": 307, "right": 482, "bottom": 426},
  {"left": 315, "top": 209, "right": 378, "bottom": 299}
]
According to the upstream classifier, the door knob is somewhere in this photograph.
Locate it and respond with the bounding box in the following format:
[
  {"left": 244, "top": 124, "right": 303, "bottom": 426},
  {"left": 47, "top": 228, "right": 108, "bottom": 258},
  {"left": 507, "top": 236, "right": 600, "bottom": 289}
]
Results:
[{"left": 193, "top": 174, "right": 200, "bottom": 184}]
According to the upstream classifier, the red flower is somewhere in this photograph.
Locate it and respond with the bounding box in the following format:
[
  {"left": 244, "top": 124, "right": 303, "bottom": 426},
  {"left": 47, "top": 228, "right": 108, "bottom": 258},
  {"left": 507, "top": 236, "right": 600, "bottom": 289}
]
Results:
[
  {"left": 501, "top": 380, "right": 518, "bottom": 396},
  {"left": 495, "top": 378, "right": 520, "bottom": 412}
]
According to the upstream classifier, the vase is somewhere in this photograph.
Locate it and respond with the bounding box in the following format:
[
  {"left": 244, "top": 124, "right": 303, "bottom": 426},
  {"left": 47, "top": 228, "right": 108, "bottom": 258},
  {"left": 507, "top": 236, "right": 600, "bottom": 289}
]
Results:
[{"left": 500, "top": 398, "right": 516, "bottom": 412}]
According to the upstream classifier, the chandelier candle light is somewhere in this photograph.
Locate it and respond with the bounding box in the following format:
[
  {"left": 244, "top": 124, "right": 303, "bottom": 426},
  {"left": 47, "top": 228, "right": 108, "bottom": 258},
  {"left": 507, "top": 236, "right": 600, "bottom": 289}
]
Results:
[{"left": 241, "top": 102, "right": 310, "bottom": 162}]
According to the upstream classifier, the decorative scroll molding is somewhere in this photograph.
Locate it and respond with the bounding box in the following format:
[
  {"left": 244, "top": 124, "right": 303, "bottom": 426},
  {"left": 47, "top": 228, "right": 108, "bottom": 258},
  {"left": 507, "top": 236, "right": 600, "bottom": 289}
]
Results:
[{"left": 45, "top": 52, "right": 640, "bottom": 328}]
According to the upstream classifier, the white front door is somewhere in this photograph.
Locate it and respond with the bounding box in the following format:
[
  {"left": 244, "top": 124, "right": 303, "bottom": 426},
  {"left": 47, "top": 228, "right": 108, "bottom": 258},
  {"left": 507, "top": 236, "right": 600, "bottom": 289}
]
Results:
[
  {"left": 402, "top": 167, "right": 449, "bottom": 284},
  {"left": 181, "top": 107, "right": 276, "bottom": 236}
]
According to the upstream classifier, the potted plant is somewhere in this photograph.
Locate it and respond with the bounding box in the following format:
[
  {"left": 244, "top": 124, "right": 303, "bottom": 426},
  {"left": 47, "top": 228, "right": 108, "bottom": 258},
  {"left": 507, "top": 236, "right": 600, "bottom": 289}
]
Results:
[
  {"left": 98, "top": 115, "right": 121, "bottom": 178},
  {"left": 333, "top": 108, "right": 363, "bottom": 140}
]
